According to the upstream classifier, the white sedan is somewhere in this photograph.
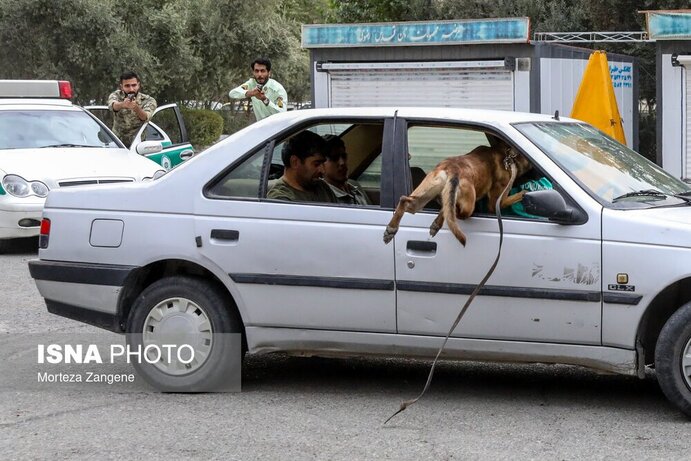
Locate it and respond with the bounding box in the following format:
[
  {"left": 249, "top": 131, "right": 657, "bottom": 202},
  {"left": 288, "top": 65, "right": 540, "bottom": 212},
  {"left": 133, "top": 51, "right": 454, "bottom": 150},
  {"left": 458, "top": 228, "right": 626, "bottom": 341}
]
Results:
[
  {"left": 29, "top": 106, "right": 691, "bottom": 418},
  {"left": 0, "top": 80, "right": 164, "bottom": 240}
]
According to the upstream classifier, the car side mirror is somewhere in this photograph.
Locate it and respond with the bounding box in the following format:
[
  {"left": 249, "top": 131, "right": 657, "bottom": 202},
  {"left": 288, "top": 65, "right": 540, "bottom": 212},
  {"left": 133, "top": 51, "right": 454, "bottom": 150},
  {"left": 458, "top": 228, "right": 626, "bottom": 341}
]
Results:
[
  {"left": 97, "top": 130, "right": 110, "bottom": 144},
  {"left": 522, "top": 189, "right": 586, "bottom": 224},
  {"left": 135, "top": 141, "right": 163, "bottom": 156}
]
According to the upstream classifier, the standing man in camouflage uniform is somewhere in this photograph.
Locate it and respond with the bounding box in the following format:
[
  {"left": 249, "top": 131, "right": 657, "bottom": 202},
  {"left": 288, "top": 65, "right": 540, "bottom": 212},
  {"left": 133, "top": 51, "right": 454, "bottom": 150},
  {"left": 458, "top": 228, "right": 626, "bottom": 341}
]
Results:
[
  {"left": 229, "top": 57, "right": 288, "bottom": 122},
  {"left": 107, "top": 71, "right": 157, "bottom": 147}
]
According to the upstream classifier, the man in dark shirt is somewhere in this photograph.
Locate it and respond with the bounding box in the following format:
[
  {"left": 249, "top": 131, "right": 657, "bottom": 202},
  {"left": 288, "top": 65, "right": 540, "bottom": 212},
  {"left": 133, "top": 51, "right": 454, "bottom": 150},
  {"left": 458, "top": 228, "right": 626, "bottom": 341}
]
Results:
[
  {"left": 267, "top": 131, "right": 337, "bottom": 203},
  {"left": 322, "top": 134, "right": 370, "bottom": 205}
]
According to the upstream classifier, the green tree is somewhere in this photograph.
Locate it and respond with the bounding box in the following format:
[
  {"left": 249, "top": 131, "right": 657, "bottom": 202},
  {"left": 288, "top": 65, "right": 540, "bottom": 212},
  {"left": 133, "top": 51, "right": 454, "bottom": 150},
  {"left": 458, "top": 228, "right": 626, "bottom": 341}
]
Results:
[
  {"left": 0, "top": 0, "right": 151, "bottom": 104},
  {"left": 328, "top": 0, "right": 435, "bottom": 23},
  {"left": 109, "top": 0, "right": 201, "bottom": 104}
]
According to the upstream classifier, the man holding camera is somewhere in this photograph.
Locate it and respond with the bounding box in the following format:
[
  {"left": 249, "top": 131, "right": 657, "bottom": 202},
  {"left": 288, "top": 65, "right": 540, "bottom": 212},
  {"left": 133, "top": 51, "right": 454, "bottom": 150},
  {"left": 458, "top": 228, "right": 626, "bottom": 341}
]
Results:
[
  {"left": 229, "top": 57, "right": 287, "bottom": 122},
  {"left": 107, "top": 71, "right": 157, "bottom": 147}
]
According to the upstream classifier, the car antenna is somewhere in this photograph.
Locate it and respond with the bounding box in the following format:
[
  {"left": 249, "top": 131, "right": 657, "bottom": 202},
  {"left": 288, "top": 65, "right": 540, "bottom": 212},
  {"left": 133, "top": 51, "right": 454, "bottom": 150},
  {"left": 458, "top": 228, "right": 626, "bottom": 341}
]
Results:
[{"left": 553, "top": 110, "right": 560, "bottom": 120}]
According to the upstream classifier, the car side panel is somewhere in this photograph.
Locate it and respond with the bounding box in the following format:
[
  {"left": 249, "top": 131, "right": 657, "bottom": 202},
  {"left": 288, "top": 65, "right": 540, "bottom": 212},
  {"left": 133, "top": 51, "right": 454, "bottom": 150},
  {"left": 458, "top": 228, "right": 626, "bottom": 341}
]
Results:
[
  {"left": 194, "top": 200, "right": 397, "bottom": 333},
  {"left": 36, "top": 207, "right": 244, "bottom": 317},
  {"left": 602, "top": 208, "right": 691, "bottom": 348}
]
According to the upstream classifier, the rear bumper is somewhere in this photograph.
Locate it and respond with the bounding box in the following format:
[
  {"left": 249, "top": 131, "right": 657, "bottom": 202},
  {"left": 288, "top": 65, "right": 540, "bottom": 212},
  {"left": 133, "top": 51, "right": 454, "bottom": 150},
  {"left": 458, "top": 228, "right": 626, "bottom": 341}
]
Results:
[{"left": 29, "top": 259, "right": 138, "bottom": 332}]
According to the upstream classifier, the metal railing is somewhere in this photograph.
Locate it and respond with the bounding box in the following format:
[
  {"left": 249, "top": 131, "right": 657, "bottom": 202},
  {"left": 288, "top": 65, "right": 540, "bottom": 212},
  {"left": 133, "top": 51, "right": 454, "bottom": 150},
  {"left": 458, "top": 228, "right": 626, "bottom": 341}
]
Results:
[{"left": 533, "top": 31, "right": 650, "bottom": 43}]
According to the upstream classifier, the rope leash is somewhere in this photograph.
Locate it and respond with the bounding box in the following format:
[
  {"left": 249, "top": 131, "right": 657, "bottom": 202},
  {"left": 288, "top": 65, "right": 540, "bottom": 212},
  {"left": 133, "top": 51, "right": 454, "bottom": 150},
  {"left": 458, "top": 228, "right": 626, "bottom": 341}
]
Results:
[{"left": 384, "top": 157, "right": 518, "bottom": 425}]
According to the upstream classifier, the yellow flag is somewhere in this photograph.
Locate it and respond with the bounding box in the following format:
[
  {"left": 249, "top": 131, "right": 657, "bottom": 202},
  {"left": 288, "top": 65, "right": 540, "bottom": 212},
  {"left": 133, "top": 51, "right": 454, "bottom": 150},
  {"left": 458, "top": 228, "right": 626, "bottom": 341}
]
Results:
[{"left": 570, "top": 51, "right": 626, "bottom": 144}]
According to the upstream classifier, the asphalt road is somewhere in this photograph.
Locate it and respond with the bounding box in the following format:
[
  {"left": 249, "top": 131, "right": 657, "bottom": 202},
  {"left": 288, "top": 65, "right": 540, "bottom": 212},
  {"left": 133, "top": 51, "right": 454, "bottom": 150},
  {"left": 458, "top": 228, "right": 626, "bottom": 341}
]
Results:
[{"left": 1, "top": 238, "right": 689, "bottom": 460}]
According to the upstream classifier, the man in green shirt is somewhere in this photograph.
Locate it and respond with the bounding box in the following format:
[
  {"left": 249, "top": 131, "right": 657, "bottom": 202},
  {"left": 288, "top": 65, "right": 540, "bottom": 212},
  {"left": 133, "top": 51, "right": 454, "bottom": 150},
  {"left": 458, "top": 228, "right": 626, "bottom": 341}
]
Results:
[
  {"left": 107, "top": 71, "right": 157, "bottom": 147},
  {"left": 322, "top": 134, "right": 371, "bottom": 205},
  {"left": 229, "top": 58, "right": 288, "bottom": 122},
  {"left": 267, "top": 131, "right": 337, "bottom": 203}
]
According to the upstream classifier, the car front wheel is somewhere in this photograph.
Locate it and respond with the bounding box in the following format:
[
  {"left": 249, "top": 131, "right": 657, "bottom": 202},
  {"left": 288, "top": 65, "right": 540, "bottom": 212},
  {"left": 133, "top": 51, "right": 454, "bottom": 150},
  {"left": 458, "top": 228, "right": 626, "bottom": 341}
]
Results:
[
  {"left": 655, "top": 301, "right": 691, "bottom": 418},
  {"left": 126, "top": 276, "right": 242, "bottom": 392}
]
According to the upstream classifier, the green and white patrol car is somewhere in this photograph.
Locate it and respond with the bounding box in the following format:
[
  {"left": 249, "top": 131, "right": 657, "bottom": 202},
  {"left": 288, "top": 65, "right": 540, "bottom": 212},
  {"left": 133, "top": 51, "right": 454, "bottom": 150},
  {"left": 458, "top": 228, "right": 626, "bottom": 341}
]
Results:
[{"left": 0, "top": 80, "right": 165, "bottom": 241}]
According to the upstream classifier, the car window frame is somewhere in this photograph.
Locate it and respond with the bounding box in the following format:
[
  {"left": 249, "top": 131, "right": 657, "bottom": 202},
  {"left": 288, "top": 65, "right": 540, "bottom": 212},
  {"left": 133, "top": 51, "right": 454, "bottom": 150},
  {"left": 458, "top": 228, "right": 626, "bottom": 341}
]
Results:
[
  {"left": 394, "top": 117, "right": 582, "bottom": 221},
  {"left": 203, "top": 116, "right": 396, "bottom": 208},
  {"left": 0, "top": 107, "right": 124, "bottom": 150},
  {"left": 512, "top": 120, "right": 691, "bottom": 209},
  {"left": 81, "top": 107, "right": 125, "bottom": 148}
]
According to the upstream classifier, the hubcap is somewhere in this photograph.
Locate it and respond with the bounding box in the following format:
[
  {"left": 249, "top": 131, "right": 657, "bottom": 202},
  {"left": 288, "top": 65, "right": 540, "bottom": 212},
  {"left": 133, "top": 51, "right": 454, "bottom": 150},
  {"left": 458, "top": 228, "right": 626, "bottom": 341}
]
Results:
[
  {"left": 142, "top": 297, "right": 213, "bottom": 375},
  {"left": 683, "top": 336, "right": 691, "bottom": 390}
]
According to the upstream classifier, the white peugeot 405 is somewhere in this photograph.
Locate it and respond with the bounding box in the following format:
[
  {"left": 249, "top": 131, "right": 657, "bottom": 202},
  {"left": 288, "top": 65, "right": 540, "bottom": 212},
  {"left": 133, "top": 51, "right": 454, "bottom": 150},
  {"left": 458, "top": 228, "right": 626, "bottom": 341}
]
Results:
[
  {"left": 0, "top": 80, "right": 165, "bottom": 241},
  {"left": 28, "top": 107, "right": 691, "bottom": 418}
]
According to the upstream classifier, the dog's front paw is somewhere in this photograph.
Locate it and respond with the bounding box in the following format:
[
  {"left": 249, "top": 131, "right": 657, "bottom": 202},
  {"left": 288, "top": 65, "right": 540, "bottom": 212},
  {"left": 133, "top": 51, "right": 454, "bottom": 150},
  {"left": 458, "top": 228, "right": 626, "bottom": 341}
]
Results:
[{"left": 383, "top": 227, "right": 396, "bottom": 244}]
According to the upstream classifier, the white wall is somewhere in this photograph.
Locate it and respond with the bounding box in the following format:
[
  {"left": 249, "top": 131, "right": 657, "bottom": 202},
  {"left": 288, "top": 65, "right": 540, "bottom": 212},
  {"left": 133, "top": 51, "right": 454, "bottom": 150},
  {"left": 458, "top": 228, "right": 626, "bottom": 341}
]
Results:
[{"left": 660, "top": 54, "right": 686, "bottom": 179}]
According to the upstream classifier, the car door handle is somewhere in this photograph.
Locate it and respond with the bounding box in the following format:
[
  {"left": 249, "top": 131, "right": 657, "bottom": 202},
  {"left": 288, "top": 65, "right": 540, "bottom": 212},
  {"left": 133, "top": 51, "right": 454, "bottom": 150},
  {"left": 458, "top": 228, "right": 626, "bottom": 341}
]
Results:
[
  {"left": 179, "top": 149, "right": 194, "bottom": 160},
  {"left": 210, "top": 229, "right": 239, "bottom": 242},
  {"left": 406, "top": 240, "right": 437, "bottom": 255}
]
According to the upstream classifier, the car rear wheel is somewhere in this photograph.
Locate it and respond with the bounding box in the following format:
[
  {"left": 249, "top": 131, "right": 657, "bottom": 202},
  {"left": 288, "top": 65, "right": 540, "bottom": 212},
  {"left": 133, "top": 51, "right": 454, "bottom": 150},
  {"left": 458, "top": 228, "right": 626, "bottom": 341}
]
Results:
[
  {"left": 655, "top": 301, "right": 691, "bottom": 418},
  {"left": 126, "top": 276, "right": 242, "bottom": 392}
]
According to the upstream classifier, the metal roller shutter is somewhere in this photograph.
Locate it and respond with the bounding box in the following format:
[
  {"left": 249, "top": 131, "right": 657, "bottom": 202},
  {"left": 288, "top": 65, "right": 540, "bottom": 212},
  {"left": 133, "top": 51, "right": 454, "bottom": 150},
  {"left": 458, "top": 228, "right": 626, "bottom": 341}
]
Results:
[{"left": 321, "top": 61, "right": 515, "bottom": 111}]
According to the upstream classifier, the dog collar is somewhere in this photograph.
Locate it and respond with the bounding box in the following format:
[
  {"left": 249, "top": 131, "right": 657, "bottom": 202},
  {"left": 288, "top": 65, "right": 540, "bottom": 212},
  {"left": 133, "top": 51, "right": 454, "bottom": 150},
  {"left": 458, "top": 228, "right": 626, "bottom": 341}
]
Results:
[{"left": 503, "top": 148, "right": 518, "bottom": 170}]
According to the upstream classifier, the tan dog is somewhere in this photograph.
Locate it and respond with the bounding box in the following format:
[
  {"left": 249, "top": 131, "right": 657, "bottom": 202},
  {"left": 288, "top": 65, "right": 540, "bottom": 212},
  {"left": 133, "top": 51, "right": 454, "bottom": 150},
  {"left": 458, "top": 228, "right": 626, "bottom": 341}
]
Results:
[{"left": 383, "top": 142, "right": 532, "bottom": 246}]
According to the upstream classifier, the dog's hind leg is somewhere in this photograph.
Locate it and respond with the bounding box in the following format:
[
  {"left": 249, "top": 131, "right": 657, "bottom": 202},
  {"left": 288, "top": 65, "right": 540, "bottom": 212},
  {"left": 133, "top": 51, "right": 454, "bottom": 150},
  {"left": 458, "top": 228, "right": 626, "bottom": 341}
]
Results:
[{"left": 429, "top": 210, "right": 444, "bottom": 237}]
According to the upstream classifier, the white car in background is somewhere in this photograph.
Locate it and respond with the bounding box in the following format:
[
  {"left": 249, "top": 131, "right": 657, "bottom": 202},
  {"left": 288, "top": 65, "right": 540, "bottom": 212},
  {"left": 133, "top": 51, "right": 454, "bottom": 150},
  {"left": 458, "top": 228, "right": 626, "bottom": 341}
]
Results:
[{"left": 0, "top": 80, "right": 165, "bottom": 242}]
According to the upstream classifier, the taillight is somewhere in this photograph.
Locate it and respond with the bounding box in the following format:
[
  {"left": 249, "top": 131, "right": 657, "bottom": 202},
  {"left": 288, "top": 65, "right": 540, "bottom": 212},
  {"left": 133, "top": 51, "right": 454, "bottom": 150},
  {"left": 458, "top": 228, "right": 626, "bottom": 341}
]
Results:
[
  {"left": 39, "top": 218, "right": 50, "bottom": 249},
  {"left": 58, "top": 81, "right": 72, "bottom": 99}
]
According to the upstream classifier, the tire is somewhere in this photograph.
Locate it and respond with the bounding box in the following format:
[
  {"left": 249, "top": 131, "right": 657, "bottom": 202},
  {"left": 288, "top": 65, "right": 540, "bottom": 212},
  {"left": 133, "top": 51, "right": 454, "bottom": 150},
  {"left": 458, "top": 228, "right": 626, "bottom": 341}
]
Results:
[
  {"left": 655, "top": 301, "right": 691, "bottom": 418},
  {"left": 126, "top": 276, "right": 242, "bottom": 392}
]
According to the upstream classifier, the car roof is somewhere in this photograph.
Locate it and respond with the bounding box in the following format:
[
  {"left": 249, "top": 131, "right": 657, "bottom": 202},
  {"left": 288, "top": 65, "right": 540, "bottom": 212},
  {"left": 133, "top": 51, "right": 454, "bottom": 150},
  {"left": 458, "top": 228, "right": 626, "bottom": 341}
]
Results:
[{"left": 266, "top": 106, "right": 578, "bottom": 125}]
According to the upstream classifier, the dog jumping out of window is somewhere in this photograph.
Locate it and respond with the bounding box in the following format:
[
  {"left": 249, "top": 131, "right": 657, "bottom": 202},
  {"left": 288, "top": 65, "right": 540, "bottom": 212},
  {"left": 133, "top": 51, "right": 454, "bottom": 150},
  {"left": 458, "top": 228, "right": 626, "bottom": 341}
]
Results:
[{"left": 383, "top": 140, "right": 533, "bottom": 247}]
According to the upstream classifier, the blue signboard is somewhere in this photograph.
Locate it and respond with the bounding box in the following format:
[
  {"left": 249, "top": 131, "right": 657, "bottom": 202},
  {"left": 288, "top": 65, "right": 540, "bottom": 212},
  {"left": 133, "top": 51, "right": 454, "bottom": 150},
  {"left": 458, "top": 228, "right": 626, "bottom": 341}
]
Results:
[
  {"left": 302, "top": 18, "right": 531, "bottom": 48},
  {"left": 647, "top": 11, "right": 691, "bottom": 40}
]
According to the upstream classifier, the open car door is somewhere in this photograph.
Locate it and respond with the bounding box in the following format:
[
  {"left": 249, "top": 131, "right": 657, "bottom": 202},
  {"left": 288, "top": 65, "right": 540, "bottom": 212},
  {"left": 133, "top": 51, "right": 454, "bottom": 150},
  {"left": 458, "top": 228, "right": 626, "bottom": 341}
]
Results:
[{"left": 86, "top": 103, "right": 194, "bottom": 170}]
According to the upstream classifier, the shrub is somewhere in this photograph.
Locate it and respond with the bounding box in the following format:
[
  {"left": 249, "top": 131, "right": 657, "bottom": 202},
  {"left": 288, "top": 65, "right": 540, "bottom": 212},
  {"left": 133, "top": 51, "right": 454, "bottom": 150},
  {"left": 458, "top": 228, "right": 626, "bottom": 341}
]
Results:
[
  {"left": 218, "top": 105, "right": 254, "bottom": 135},
  {"left": 180, "top": 108, "right": 224, "bottom": 149}
]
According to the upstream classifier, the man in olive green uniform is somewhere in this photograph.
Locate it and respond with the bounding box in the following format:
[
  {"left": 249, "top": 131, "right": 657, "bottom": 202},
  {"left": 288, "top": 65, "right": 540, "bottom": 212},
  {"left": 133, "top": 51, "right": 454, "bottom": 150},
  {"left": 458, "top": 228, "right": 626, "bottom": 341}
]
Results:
[
  {"left": 322, "top": 135, "right": 371, "bottom": 205},
  {"left": 267, "top": 131, "right": 337, "bottom": 203},
  {"left": 107, "top": 71, "right": 157, "bottom": 147},
  {"left": 229, "top": 58, "right": 288, "bottom": 121}
]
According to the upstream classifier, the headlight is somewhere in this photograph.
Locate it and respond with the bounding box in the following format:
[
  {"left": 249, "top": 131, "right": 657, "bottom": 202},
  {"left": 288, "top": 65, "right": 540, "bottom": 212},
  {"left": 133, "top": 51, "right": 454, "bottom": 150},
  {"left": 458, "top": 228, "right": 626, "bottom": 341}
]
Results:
[
  {"left": 3, "top": 175, "right": 30, "bottom": 197},
  {"left": 31, "top": 181, "right": 50, "bottom": 197},
  {"left": 2, "top": 175, "right": 50, "bottom": 198}
]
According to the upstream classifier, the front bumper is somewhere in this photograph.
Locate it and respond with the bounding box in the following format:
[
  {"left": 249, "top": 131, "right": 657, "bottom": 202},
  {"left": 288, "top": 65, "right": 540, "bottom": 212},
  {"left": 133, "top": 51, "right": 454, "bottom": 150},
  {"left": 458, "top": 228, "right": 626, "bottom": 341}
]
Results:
[
  {"left": 0, "top": 196, "right": 44, "bottom": 239},
  {"left": 28, "top": 260, "right": 138, "bottom": 332}
]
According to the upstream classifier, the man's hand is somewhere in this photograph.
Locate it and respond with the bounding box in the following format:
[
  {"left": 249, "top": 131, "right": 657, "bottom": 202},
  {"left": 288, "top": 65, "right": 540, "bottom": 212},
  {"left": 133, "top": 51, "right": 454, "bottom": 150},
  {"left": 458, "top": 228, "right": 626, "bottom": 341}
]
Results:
[
  {"left": 245, "top": 88, "right": 267, "bottom": 102},
  {"left": 121, "top": 97, "right": 137, "bottom": 111},
  {"left": 114, "top": 97, "right": 147, "bottom": 121}
]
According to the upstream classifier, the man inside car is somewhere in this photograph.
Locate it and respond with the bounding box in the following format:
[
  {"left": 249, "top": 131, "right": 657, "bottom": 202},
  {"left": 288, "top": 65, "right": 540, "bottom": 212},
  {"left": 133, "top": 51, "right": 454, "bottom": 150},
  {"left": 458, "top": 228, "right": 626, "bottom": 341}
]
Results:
[
  {"left": 267, "top": 131, "right": 337, "bottom": 203},
  {"left": 322, "top": 134, "right": 370, "bottom": 205}
]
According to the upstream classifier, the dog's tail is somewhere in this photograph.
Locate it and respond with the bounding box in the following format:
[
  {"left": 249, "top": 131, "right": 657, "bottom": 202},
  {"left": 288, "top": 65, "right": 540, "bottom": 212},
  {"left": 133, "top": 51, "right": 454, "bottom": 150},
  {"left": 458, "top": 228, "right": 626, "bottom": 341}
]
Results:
[{"left": 441, "top": 174, "right": 467, "bottom": 246}]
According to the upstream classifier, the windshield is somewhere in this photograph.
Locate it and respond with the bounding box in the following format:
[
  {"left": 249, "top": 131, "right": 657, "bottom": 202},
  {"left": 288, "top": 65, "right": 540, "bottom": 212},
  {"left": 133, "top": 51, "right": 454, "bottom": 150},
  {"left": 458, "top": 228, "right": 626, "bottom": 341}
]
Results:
[
  {"left": 515, "top": 122, "right": 691, "bottom": 208},
  {"left": 0, "top": 110, "right": 120, "bottom": 150}
]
